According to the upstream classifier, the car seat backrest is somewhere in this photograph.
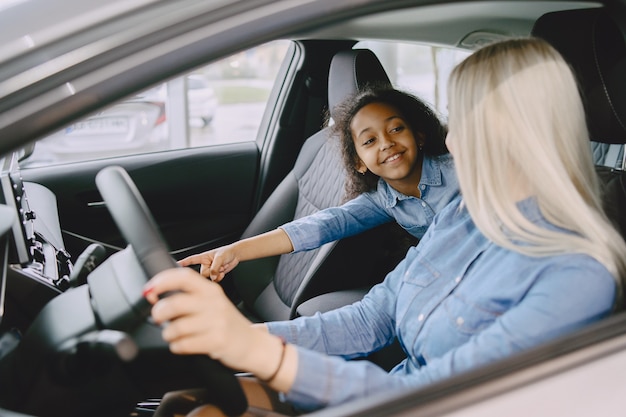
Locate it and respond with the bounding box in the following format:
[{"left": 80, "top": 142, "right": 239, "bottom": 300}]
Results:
[
  {"left": 532, "top": 7, "right": 626, "bottom": 277},
  {"left": 231, "top": 49, "right": 392, "bottom": 322},
  {"left": 271, "top": 129, "right": 347, "bottom": 309},
  {"left": 532, "top": 8, "right": 626, "bottom": 144}
]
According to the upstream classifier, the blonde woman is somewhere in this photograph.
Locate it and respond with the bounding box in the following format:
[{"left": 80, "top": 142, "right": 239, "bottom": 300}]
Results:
[{"left": 145, "top": 38, "right": 626, "bottom": 415}]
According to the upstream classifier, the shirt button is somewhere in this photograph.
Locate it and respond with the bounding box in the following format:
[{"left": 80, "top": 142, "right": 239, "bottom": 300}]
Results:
[
  {"left": 421, "top": 202, "right": 426, "bottom": 207},
  {"left": 418, "top": 314, "right": 425, "bottom": 321},
  {"left": 420, "top": 184, "right": 426, "bottom": 190},
  {"left": 456, "top": 317, "right": 464, "bottom": 326},
  {"left": 455, "top": 276, "right": 461, "bottom": 283}
]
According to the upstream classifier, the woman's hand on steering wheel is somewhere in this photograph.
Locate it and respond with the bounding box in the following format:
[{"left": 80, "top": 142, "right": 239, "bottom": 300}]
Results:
[{"left": 143, "top": 268, "right": 287, "bottom": 382}]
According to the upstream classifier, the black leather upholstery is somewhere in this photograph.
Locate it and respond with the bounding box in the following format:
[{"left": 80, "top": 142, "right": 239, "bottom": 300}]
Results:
[
  {"left": 532, "top": 8, "right": 626, "bottom": 144},
  {"left": 532, "top": 8, "right": 626, "bottom": 239},
  {"left": 230, "top": 49, "right": 399, "bottom": 323},
  {"left": 327, "top": 49, "right": 392, "bottom": 120}
]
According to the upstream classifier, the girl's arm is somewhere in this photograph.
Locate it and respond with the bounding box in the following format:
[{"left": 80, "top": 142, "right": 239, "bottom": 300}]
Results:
[
  {"left": 282, "top": 193, "right": 392, "bottom": 253},
  {"left": 178, "top": 228, "right": 294, "bottom": 282},
  {"left": 179, "top": 193, "right": 390, "bottom": 281}
]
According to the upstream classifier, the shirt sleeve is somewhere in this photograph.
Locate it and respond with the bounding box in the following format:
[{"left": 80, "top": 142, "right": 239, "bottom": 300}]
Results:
[
  {"left": 279, "top": 193, "right": 393, "bottom": 253},
  {"left": 267, "top": 255, "right": 405, "bottom": 355},
  {"left": 273, "top": 257, "right": 616, "bottom": 412}
]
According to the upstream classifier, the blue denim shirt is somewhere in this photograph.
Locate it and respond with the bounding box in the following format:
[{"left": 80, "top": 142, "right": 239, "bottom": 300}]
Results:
[
  {"left": 281, "top": 153, "right": 458, "bottom": 251},
  {"left": 267, "top": 196, "right": 616, "bottom": 411}
]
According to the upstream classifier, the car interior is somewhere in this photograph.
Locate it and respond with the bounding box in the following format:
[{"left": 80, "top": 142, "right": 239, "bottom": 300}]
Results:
[
  {"left": 225, "top": 47, "right": 415, "bottom": 372},
  {"left": 0, "top": 1, "right": 625, "bottom": 416},
  {"left": 229, "top": 48, "right": 414, "bottom": 324}
]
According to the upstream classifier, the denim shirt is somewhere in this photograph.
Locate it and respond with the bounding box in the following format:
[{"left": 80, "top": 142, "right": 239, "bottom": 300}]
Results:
[
  {"left": 267, "top": 196, "right": 616, "bottom": 411},
  {"left": 281, "top": 153, "right": 458, "bottom": 252}
]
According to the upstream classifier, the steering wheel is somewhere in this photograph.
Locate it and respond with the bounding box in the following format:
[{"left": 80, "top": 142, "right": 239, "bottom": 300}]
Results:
[{"left": 94, "top": 165, "right": 248, "bottom": 416}]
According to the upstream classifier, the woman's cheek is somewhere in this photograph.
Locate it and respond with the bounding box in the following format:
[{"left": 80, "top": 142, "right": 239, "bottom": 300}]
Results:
[{"left": 445, "top": 133, "right": 455, "bottom": 157}]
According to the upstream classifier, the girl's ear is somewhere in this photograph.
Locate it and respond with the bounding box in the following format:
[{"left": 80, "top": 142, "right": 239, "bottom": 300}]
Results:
[
  {"left": 416, "top": 132, "right": 425, "bottom": 150},
  {"left": 356, "top": 159, "right": 367, "bottom": 175}
]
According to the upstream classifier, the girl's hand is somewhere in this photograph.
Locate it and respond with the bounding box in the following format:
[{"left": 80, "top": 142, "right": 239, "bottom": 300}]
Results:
[
  {"left": 143, "top": 268, "right": 284, "bottom": 379},
  {"left": 177, "top": 229, "right": 294, "bottom": 283},
  {"left": 177, "top": 245, "right": 240, "bottom": 282}
]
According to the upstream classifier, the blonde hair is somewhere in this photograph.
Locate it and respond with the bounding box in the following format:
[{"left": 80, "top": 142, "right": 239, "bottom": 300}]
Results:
[{"left": 447, "top": 38, "right": 626, "bottom": 298}]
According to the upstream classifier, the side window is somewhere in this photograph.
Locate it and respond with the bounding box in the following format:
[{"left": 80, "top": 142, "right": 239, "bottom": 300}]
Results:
[
  {"left": 23, "top": 40, "right": 291, "bottom": 167},
  {"left": 355, "top": 41, "right": 471, "bottom": 117},
  {"left": 591, "top": 141, "right": 625, "bottom": 169}
]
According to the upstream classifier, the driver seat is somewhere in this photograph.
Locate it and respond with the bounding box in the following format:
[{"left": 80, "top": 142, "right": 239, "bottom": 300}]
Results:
[
  {"left": 228, "top": 49, "right": 412, "bottom": 323},
  {"left": 532, "top": 8, "right": 626, "bottom": 312},
  {"left": 532, "top": 8, "right": 626, "bottom": 258}
]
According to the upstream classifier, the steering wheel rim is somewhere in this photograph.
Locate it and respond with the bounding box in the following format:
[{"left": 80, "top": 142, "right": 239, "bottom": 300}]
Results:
[
  {"left": 94, "top": 165, "right": 248, "bottom": 416},
  {"left": 95, "top": 165, "right": 178, "bottom": 278}
]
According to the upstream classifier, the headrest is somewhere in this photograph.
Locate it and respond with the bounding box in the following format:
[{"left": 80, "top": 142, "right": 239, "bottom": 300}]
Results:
[
  {"left": 328, "top": 49, "right": 391, "bottom": 120},
  {"left": 532, "top": 8, "right": 626, "bottom": 144}
]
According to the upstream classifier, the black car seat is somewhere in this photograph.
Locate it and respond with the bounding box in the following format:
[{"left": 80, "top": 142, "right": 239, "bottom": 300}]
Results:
[
  {"left": 532, "top": 8, "right": 626, "bottom": 246},
  {"left": 229, "top": 49, "right": 415, "bottom": 324}
]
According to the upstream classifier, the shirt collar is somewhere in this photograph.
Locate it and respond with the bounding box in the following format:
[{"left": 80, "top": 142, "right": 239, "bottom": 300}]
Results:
[{"left": 419, "top": 155, "right": 443, "bottom": 187}]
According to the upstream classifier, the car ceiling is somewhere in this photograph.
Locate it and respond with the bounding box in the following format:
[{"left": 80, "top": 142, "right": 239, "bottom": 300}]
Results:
[{"left": 295, "top": 1, "right": 602, "bottom": 48}]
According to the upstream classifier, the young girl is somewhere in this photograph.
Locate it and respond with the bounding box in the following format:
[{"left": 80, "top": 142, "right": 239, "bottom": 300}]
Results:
[
  {"left": 179, "top": 86, "right": 459, "bottom": 281},
  {"left": 146, "top": 38, "right": 626, "bottom": 415}
]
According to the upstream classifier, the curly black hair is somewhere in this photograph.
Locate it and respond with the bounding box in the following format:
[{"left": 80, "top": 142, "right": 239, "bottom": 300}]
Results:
[{"left": 330, "top": 84, "right": 448, "bottom": 200}]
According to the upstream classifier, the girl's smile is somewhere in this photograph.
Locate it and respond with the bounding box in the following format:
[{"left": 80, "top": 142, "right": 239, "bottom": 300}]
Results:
[{"left": 381, "top": 151, "right": 404, "bottom": 164}]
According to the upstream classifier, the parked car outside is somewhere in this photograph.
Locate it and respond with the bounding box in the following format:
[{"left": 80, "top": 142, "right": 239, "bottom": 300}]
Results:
[
  {"left": 28, "top": 97, "right": 167, "bottom": 166},
  {"left": 24, "top": 74, "right": 217, "bottom": 167}
]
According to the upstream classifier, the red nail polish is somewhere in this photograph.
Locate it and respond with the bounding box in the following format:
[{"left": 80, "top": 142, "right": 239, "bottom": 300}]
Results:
[{"left": 142, "top": 286, "right": 155, "bottom": 297}]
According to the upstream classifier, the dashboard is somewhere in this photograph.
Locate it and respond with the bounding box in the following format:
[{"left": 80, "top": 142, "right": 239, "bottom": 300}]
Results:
[
  {"left": 1, "top": 154, "right": 35, "bottom": 266},
  {"left": 0, "top": 152, "right": 73, "bottom": 333},
  {"left": 0, "top": 153, "right": 178, "bottom": 417}
]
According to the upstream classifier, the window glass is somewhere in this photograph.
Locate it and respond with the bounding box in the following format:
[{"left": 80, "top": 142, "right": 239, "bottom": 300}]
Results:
[
  {"left": 591, "top": 142, "right": 625, "bottom": 169},
  {"left": 23, "top": 40, "right": 291, "bottom": 167},
  {"left": 355, "top": 41, "right": 471, "bottom": 117}
]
